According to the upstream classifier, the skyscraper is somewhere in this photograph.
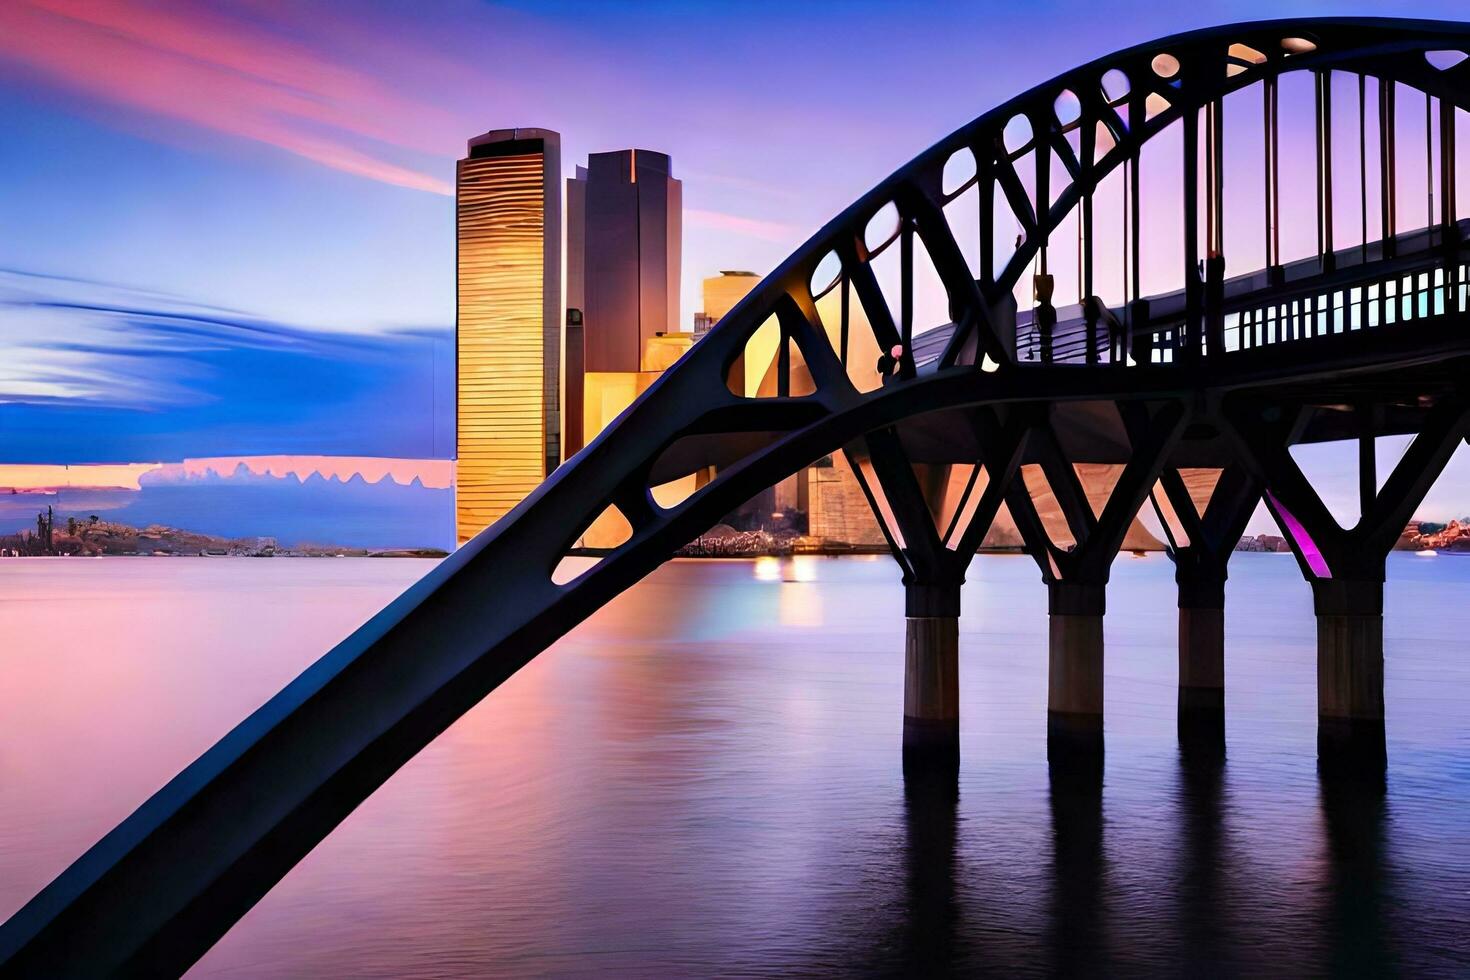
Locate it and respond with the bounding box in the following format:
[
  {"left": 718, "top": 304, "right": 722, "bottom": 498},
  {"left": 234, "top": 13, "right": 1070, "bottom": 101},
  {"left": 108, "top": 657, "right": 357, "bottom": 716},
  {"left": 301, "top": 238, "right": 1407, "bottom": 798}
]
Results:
[
  {"left": 564, "top": 150, "right": 682, "bottom": 457},
  {"left": 456, "top": 128, "right": 562, "bottom": 545}
]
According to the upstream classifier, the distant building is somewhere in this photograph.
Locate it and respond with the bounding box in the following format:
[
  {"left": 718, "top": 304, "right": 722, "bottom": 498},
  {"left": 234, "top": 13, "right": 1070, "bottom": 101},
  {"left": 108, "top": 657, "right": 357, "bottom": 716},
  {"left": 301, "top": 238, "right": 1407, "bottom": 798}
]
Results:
[
  {"left": 803, "top": 456, "right": 882, "bottom": 547},
  {"left": 565, "top": 148, "right": 683, "bottom": 460},
  {"left": 567, "top": 150, "right": 682, "bottom": 373},
  {"left": 1236, "top": 533, "right": 1291, "bottom": 553},
  {"left": 564, "top": 162, "right": 588, "bottom": 460},
  {"left": 695, "top": 270, "right": 764, "bottom": 397},
  {"left": 455, "top": 128, "right": 562, "bottom": 545},
  {"left": 563, "top": 308, "right": 585, "bottom": 459},
  {"left": 698, "top": 271, "right": 760, "bottom": 333}
]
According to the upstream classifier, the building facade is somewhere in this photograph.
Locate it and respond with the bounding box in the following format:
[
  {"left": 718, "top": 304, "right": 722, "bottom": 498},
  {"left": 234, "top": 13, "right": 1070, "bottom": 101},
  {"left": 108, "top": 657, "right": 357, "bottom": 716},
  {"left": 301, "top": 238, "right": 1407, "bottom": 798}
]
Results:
[
  {"left": 699, "top": 271, "right": 760, "bottom": 329},
  {"left": 564, "top": 150, "right": 682, "bottom": 460},
  {"left": 455, "top": 128, "right": 562, "bottom": 545}
]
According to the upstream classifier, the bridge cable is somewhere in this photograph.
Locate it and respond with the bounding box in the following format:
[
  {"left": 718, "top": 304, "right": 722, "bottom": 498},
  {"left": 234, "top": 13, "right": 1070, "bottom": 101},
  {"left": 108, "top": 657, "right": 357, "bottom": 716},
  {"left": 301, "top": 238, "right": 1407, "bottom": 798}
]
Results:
[
  {"left": 1425, "top": 90, "right": 1435, "bottom": 247},
  {"left": 1379, "top": 80, "right": 1396, "bottom": 259},
  {"left": 1360, "top": 74, "right": 1369, "bottom": 265},
  {"left": 1316, "top": 70, "right": 1335, "bottom": 272}
]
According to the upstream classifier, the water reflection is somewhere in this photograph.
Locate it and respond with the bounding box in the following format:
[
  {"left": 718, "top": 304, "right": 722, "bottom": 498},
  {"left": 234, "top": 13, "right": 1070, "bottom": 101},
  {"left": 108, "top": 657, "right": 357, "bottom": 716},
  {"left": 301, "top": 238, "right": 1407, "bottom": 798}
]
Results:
[
  {"left": 1173, "top": 739, "right": 1233, "bottom": 972},
  {"left": 856, "top": 742, "right": 1410, "bottom": 976},
  {"left": 896, "top": 762, "right": 963, "bottom": 974},
  {"left": 752, "top": 554, "right": 820, "bottom": 583},
  {"left": 1177, "top": 699, "right": 1226, "bottom": 764},
  {"left": 752, "top": 555, "right": 782, "bottom": 581},
  {"left": 1317, "top": 774, "right": 1399, "bottom": 976},
  {"left": 751, "top": 556, "right": 826, "bottom": 626},
  {"left": 1047, "top": 757, "right": 1108, "bottom": 973}
]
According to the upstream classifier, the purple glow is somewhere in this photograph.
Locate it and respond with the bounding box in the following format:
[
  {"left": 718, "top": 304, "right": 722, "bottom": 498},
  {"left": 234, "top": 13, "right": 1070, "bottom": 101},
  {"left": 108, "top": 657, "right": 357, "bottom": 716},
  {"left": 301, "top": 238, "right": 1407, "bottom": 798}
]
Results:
[{"left": 1266, "top": 491, "right": 1331, "bottom": 578}]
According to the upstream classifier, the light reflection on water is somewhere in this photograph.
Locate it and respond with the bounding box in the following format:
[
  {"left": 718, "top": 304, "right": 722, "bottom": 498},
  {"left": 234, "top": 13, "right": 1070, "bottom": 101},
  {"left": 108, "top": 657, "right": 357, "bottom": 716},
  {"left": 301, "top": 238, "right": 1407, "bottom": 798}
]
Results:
[{"left": 0, "top": 554, "right": 1467, "bottom": 976}]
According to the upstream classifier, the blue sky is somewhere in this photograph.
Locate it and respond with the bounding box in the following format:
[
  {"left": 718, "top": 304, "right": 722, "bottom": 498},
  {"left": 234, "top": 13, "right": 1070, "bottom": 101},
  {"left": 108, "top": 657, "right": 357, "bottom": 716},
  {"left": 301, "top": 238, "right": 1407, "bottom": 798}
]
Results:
[{"left": 0, "top": 0, "right": 1467, "bottom": 520}]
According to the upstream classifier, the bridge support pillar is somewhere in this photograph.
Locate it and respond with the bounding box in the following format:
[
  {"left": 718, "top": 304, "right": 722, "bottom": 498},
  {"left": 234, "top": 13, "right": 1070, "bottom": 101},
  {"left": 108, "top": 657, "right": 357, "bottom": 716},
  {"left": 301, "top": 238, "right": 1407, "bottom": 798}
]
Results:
[
  {"left": 1048, "top": 582, "right": 1105, "bottom": 758},
  {"left": 1313, "top": 579, "right": 1386, "bottom": 774},
  {"left": 903, "top": 582, "right": 960, "bottom": 768},
  {"left": 1177, "top": 575, "right": 1226, "bottom": 751},
  {"left": 1230, "top": 394, "right": 1469, "bottom": 777}
]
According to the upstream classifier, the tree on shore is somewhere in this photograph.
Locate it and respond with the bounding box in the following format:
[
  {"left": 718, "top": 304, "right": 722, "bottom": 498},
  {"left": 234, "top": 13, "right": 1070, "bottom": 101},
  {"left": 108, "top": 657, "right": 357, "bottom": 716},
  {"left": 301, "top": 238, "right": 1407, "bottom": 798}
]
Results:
[{"left": 36, "top": 507, "right": 55, "bottom": 554}]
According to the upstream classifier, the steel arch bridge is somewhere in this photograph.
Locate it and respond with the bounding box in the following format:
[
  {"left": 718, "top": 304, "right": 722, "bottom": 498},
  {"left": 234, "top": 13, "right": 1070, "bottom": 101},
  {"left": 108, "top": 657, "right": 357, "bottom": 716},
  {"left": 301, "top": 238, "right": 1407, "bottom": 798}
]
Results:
[{"left": 5, "top": 17, "right": 1470, "bottom": 976}]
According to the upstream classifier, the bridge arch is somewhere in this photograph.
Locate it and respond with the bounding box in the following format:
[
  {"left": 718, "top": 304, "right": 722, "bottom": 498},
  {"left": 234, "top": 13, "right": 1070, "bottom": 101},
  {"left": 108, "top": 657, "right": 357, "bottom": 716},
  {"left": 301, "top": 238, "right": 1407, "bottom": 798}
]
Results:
[{"left": 3, "top": 17, "right": 1470, "bottom": 976}]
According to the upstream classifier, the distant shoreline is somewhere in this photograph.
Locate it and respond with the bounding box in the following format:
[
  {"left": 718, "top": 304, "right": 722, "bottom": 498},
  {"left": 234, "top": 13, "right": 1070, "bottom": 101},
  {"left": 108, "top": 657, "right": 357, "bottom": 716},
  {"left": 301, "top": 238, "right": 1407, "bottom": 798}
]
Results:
[{"left": 0, "top": 515, "right": 446, "bottom": 559}]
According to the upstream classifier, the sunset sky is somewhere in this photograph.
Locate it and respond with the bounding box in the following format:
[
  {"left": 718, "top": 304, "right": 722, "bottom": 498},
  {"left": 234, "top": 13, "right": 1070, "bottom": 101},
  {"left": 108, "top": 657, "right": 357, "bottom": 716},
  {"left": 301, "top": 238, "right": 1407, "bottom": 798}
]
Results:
[{"left": 1, "top": 0, "right": 1468, "bottom": 520}]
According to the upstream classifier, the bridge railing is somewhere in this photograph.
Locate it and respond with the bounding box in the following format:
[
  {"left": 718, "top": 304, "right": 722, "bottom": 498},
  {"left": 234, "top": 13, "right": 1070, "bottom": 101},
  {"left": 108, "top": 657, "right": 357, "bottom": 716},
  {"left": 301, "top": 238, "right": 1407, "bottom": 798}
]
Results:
[
  {"left": 1216, "top": 261, "right": 1469, "bottom": 358},
  {"left": 1012, "top": 221, "right": 1469, "bottom": 366}
]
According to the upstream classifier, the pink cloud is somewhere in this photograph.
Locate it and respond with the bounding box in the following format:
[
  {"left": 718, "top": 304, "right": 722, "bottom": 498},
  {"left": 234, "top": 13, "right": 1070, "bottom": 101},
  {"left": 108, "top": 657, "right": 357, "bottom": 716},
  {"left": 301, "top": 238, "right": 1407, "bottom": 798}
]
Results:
[
  {"left": 176, "top": 456, "right": 453, "bottom": 489},
  {"left": 0, "top": 457, "right": 455, "bottom": 491},
  {"left": 686, "top": 207, "right": 800, "bottom": 244},
  {"left": 0, "top": 0, "right": 454, "bottom": 194},
  {"left": 0, "top": 462, "right": 162, "bottom": 491},
  {"left": 0, "top": 1, "right": 839, "bottom": 243}
]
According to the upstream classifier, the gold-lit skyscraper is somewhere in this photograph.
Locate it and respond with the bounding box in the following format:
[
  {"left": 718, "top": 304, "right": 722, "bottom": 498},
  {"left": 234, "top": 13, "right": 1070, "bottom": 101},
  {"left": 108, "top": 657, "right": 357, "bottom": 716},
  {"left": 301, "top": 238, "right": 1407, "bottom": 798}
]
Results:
[{"left": 456, "top": 128, "right": 562, "bottom": 545}]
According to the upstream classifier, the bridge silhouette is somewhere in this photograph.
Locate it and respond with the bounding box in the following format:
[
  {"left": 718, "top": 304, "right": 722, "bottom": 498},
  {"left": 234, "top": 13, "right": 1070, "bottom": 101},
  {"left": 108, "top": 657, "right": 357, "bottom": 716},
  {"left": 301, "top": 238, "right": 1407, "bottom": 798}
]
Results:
[{"left": 4, "top": 17, "right": 1470, "bottom": 976}]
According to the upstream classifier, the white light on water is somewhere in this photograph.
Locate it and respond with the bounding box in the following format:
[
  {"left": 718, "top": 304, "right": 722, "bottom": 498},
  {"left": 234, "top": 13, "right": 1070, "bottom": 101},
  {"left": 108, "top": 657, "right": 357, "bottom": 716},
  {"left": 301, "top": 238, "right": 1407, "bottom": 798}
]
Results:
[{"left": 752, "top": 555, "right": 819, "bottom": 583}]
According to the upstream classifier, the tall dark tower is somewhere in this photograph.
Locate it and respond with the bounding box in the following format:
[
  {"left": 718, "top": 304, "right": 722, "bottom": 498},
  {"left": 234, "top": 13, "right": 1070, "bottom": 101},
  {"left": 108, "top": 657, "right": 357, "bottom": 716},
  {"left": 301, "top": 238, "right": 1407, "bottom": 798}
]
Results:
[{"left": 564, "top": 149, "right": 682, "bottom": 455}]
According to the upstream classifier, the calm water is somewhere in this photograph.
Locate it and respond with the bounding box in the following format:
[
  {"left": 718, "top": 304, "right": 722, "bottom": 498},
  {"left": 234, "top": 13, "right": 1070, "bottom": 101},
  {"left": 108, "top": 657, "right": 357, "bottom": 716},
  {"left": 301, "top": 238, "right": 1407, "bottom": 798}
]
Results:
[{"left": 1, "top": 554, "right": 1468, "bottom": 976}]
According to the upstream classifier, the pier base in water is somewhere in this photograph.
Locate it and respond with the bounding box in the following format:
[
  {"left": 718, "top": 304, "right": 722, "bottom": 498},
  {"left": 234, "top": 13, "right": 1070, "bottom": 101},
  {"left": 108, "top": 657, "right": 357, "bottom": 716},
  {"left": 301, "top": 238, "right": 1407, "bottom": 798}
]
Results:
[
  {"left": 903, "top": 584, "right": 960, "bottom": 769},
  {"left": 1177, "top": 577, "right": 1226, "bottom": 753},
  {"left": 1314, "top": 580, "right": 1386, "bottom": 774},
  {"left": 1047, "top": 583, "right": 1104, "bottom": 759}
]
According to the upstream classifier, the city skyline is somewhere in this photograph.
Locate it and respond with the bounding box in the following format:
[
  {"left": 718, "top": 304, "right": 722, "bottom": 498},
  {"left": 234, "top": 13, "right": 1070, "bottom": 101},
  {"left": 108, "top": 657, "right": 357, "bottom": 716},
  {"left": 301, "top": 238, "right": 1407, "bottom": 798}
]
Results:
[{"left": 4, "top": 0, "right": 1470, "bottom": 535}]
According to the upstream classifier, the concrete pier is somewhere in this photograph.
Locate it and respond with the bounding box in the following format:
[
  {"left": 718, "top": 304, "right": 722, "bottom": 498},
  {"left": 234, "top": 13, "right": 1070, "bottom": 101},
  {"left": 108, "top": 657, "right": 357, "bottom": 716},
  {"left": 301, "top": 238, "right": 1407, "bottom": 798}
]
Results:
[
  {"left": 1047, "top": 582, "right": 1105, "bottom": 756},
  {"left": 1313, "top": 579, "right": 1386, "bottom": 772},
  {"left": 903, "top": 583, "right": 960, "bottom": 767},
  {"left": 1177, "top": 576, "right": 1225, "bottom": 751},
  {"left": 1178, "top": 606, "right": 1224, "bottom": 702}
]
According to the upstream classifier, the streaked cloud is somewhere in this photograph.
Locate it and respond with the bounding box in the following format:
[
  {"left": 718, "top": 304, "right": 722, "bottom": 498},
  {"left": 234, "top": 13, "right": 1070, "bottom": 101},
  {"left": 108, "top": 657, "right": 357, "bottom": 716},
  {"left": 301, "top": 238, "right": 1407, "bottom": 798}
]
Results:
[
  {"left": 686, "top": 208, "right": 800, "bottom": 244},
  {"left": 0, "top": 269, "right": 453, "bottom": 462},
  {"left": 0, "top": 0, "right": 455, "bottom": 194}
]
